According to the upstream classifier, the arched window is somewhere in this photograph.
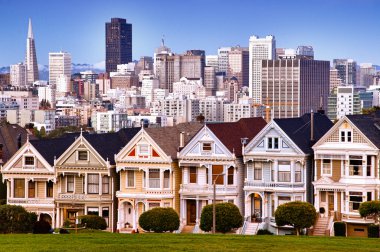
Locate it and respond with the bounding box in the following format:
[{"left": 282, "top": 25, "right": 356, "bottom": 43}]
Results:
[{"left": 227, "top": 166, "right": 234, "bottom": 185}]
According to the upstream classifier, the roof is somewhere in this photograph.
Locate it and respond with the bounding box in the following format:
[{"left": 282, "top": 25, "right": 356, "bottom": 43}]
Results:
[
  {"left": 0, "top": 124, "right": 37, "bottom": 164},
  {"left": 144, "top": 123, "right": 203, "bottom": 158},
  {"left": 207, "top": 117, "right": 267, "bottom": 157},
  {"left": 346, "top": 114, "right": 380, "bottom": 148},
  {"left": 274, "top": 113, "right": 333, "bottom": 153}
]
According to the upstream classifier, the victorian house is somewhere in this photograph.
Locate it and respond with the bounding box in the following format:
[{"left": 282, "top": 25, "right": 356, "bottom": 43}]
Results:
[
  {"left": 178, "top": 118, "right": 267, "bottom": 233},
  {"left": 243, "top": 112, "right": 332, "bottom": 234},
  {"left": 313, "top": 114, "right": 380, "bottom": 237},
  {"left": 115, "top": 123, "right": 202, "bottom": 232}
]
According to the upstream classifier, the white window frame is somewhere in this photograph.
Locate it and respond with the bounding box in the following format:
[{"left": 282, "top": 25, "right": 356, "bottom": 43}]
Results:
[
  {"left": 321, "top": 159, "right": 332, "bottom": 176},
  {"left": 23, "top": 155, "right": 36, "bottom": 168},
  {"left": 267, "top": 137, "right": 280, "bottom": 150},
  {"left": 66, "top": 175, "right": 75, "bottom": 193},
  {"left": 202, "top": 142, "right": 212, "bottom": 152},
  {"left": 339, "top": 129, "right": 352, "bottom": 143},
  {"left": 138, "top": 144, "right": 149, "bottom": 156},
  {"left": 77, "top": 150, "right": 89, "bottom": 161},
  {"left": 126, "top": 170, "right": 135, "bottom": 188}
]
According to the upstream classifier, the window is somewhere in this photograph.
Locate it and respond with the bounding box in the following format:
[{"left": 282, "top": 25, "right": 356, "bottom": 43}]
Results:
[
  {"left": 212, "top": 165, "right": 224, "bottom": 185},
  {"left": 202, "top": 143, "right": 212, "bottom": 152},
  {"left": 340, "top": 130, "right": 352, "bottom": 143},
  {"left": 367, "top": 192, "right": 372, "bottom": 201},
  {"left": 227, "top": 167, "right": 234, "bottom": 185},
  {"left": 28, "top": 181, "right": 35, "bottom": 198},
  {"left": 46, "top": 181, "right": 53, "bottom": 198},
  {"left": 367, "top": 156, "right": 372, "bottom": 176},
  {"left": 163, "top": 170, "right": 170, "bottom": 188},
  {"left": 149, "top": 202, "right": 160, "bottom": 209},
  {"left": 78, "top": 151, "right": 88, "bottom": 161},
  {"left": 268, "top": 137, "right": 279, "bottom": 149},
  {"left": 189, "top": 167, "right": 197, "bottom": 183},
  {"left": 67, "top": 176, "right": 74, "bottom": 193},
  {"left": 278, "top": 196, "right": 291, "bottom": 206},
  {"left": 126, "top": 170, "right": 134, "bottom": 187},
  {"left": 87, "top": 174, "right": 99, "bottom": 194},
  {"left": 349, "top": 191, "right": 363, "bottom": 212},
  {"left": 87, "top": 207, "right": 99, "bottom": 216},
  {"left": 254, "top": 162, "right": 262, "bottom": 180},
  {"left": 24, "top": 156, "right": 34, "bottom": 166},
  {"left": 139, "top": 145, "right": 149, "bottom": 155},
  {"left": 102, "top": 176, "right": 109, "bottom": 194},
  {"left": 278, "top": 161, "right": 291, "bottom": 182},
  {"left": 102, "top": 207, "right": 109, "bottom": 227},
  {"left": 149, "top": 169, "right": 160, "bottom": 188},
  {"left": 349, "top": 156, "right": 362, "bottom": 176},
  {"left": 322, "top": 159, "right": 332, "bottom": 175},
  {"left": 295, "top": 163, "right": 301, "bottom": 182}
]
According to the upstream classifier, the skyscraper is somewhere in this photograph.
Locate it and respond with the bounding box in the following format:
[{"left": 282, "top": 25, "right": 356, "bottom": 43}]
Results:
[
  {"left": 25, "top": 18, "right": 39, "bottom": 84},
  {"left": 105, "top": 18, "right": 132, "bottom": 73},
  {"left": 333, "top": 59, "right": 357, "bottom": 85},
  {"left": 10, "top": 63, "right": 27, "bottom": 87},
  {"left": 49, "top": 52, "right": 71, "bottom": 87},
  {"left": 249, "top": 35, "right": 276, "bottom": 102},
  {"left": 227, "top": 46, "right": 249, "bottom": 88}
]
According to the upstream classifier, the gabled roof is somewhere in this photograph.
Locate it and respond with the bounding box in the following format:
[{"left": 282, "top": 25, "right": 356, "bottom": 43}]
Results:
[
  {"left": 207, "top": 117, "right": 267, "bottom": 157},
  {"left": 274, "top": 113, "right": 333, "bottom": 154},
  {"left": 144, "top": 123, "right": 203, "bottom": 158},
  {"left": 346, "top": 114, "right": 380, "bottom": 148}
]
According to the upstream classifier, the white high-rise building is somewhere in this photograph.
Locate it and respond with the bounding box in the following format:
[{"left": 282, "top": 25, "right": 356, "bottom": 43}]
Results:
[
  {"left": 38, "top": 85, "right": 56, "bottom": 106},
  {"left": 248, "top": 35, "right": 276, "bottom": 102},
  {"left": 141, "top": 74, "right": 159, "bottom": 106},
  {"left": 217, "top": 47, "right": 231, "bottom": 74},
  {"left": 206, "top": 55, "right": 219, "bottom": 71},
  {"left": 56, "top": 74, "right": 71, "bottom": 97},
  {"left": 49, "top": 51, "right": 71, "bottom": 87},
  {"left": 10, "top": 63, "right": 27, "bottom": 87}
]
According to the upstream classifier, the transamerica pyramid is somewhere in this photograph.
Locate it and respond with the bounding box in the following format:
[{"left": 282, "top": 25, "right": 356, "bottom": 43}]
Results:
[{"left": 25, "top": 18, "right": 39, "bottom": 84}]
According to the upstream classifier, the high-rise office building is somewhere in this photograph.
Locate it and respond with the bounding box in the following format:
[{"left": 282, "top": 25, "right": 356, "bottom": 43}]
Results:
[
  {"left": 180, "top": 50, "right": 205, "bottom": 81},
  {"left": 249, "top": 35, "right": 276, "bottom": 102},
  {"left": 261, "top": 59, "right": 330, "bottom": 118},
  {"left": 227, "top": 46, "right": 249, "bottom": 88},
  {"left": 204, "top": 66, "right": 216, "bottom": 96},
  {"left": 105, "top": 18, "right": 132, "bottom": 73},
  {"left": 25, "top": 18, "right": 39, "bottom": 84},
  {"left": 10, "top": 63, "right": 27, "bottom": 87},
  {"left": 296, "top": 46, "right": 314, "bottom": 60},
  {"left": 217, "top": 47, "right": 231, "bottom": 74},
  {"left": 49, "top": 52, "right": 71, "bottom": 87},
  {"left": 330, "top": 69, "right": 343, "bottom": 92},
  {"left": 206, "top": 55, "right": 219, "bottom": 71},
  {"left": 333, "top": 59, "right": 357, "bottom": 85},
  {"left": 358, "top": 63, "right": 376, "bottom": 87}
]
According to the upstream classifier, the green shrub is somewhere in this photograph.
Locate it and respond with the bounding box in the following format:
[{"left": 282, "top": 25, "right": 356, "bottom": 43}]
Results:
[
  {"left": 359, "top": 201, "right": 380, "bottom": 224},
  {"left": 257, "top": 229, "right": 273, "bottom": 235},
  {"left": 368, "top": 224, "right": 379, "bottom": 238},
  {"left": 334, "top": 222, "right": 346, "bottom": 237},
  {"left": 139, "top": 207, "right": 179, "bottom": 233},
  {"left": 275, "top": 201, "right": 317, "bottom": 236},
  {"left": 79, "top": 215, "right": 107, "bottom": 230},
  {"left": 200, "top": 203, "right": 243, "bottom": 233},
  {"left": 63, "top": 219, "right": 71, "bottom": 228},
  {"left": 0, "top": 205, "right": 37, "bottom": 233}
]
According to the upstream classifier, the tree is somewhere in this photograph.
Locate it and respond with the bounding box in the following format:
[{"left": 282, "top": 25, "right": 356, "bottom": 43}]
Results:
[
  {"left": 0, "top": 205, "right": 37, "bottom": 233},
  {"left": 196, "top": 114, "right": 205, "bottom": 123},
  {"left": 139, "top": 207, "right": 179, "bottom": 233},
  {"left": 39, "top": 126, "right": 46, "bottom": 138},
  {"left": 274, "top": 201, "right": 317, "bottom": 236},
  {"left": 200, "top": 203, "right": 243, "bottom": 233},
  {"left": 359, "top": 200, "right": 380, "bottom": 224}
]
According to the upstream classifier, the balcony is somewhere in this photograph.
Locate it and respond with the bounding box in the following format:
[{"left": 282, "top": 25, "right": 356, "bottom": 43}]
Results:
[
  {"left": 180, "top": 184, "right": 238, "bottom": 195},
  {"left": 8, "top": 198, "right": 54, "bottom": 205},
  {"left": 341, "top": 213, "right": 374, "bottom": 224},
  {"left": 57, "top": 193, "right": 112, "bottom": 201},
  {"left": 244, "top": 181, "right": 305, "bottom": 190}
]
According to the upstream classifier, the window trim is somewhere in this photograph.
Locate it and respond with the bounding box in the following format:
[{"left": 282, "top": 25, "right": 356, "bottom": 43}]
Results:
[
  {"left": 77, "top": 150, "right": 89, "bottom": 161},
  {"left": 267, "top": 137, "right": 280, "bottom": 150},
  {"left": 87, "top": 174, "right": 100, "bottom": 194},
  {"left": 102, "top": 176, "right": 110, "bottom": 194},
  {"left": 126, "top": 170, "right": 135, "bottom": 188},
  {"left": 23, "top": 155, "right": 35, "bottom": 168},
  {"left": 340, "top": 129, "right": 352, "bottom": 143},
  {"left": 66, "top": 175, "right": 75, "bottom": 193},
  {"left": 202, "top": 142, "right": 212, "bottom": 152},
  {"left": 321, "top": 159, "right": 332, "bottom": 176}
]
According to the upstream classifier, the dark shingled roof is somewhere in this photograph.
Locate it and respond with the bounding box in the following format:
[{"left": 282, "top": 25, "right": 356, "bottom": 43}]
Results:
[
  {"left": 207, "top": 117, "right": 267, "bottom": 157},
  {"left": 346, "top": 114, "right": 380, "bottom": 148},
  {"left": 144, "top": 123, "right": 203, "bottom": 158},
  {"left": 30, "top": 127, "right": 141, "bottom": 166},
  {"left": 274, "top": 113, "right": 333, "bottom": 154}
]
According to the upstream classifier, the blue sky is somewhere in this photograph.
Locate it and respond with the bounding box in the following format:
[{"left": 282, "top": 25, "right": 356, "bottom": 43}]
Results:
[{"left": 0, "top": 0, "right": 379, "bottom": 67}]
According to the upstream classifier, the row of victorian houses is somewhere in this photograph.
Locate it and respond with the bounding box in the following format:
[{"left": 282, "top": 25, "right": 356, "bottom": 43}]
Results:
[{"left": 1, "top": 111, "right": 379, "bottom": 237}]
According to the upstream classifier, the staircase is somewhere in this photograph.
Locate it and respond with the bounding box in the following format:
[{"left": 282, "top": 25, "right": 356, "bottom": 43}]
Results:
[
  {"left": 313, "top": 217, "right": 329, "bottom": 236},
  {"left": 181, "top": 225, "right": 194, "bottom": 234},
  {"left": 244, "top": 222, "right": 259, "bottom": 235}
]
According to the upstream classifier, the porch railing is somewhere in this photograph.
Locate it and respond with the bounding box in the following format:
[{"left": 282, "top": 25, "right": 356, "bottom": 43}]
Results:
[
  {"left": 244, "top": 181, "right": 304, "bottom": 188},
  {"left": 8, "top": 198, "right": 54, "bottom": 205}
]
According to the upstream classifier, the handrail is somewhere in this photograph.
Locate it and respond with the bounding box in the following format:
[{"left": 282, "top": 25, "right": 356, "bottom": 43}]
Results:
[{"left": 240, "top": 215, "right": 251, "bottom": 234}]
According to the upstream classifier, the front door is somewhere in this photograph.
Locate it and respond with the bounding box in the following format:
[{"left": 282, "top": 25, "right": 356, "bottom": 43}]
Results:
[
  {"left": 328, "top": 193, "right": 334, "bottom": 214},
  {"left": 187, "top": 200, "right": 196, "bottom": 225}
]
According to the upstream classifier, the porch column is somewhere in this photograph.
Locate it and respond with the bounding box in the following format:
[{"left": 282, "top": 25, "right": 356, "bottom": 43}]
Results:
[
  {"left": 160, "top": 170, "right": 164, "bottom": 189},
  {"left": 340, "top": 191, "right": 344, "bottom": 213},
  {"left": 180, "top": 198, "right": 185, "bottom": 224},
  {"left": 371, "top": 156, "right": 375, "bottom": 177},
  {"left": 52, "top": 209, "right": 56, "bottom": 229},
  {"left": 135, "top": 203, "right": 139, "bottom": 229},
  {"left": 10, "top": 178, "right": 14, "bottom": 198},
  {"left": 244, "top": 194, "right": 250, "bottom": 218},
  {"left": 146, "top": 169, "right": 150, "bottom": 188},
  {"left": 208, "top": 166, "right": 212, "bottom": 185},
  {"left": 345, "top": 155, "right": 349, "bottom": 177},
  {"left": 315, "top": 191, "right": 320, "bottom": 210},
  {"left": 362, "top": 155, "right": 367, "bottom": 177},
  {"left": 24, "top": 179, "right": 28, "bottom": 198},
  {"left": 274, "top": 160, "right": 278, "bottom": 182},
  {"left": 7, "top": 180, "right": 11, "bottom": 199},
  {"left": 334, "top": 191, "right": 338, "bottom": 212},
  {"left": 117, "top": 201, "right": 123, "bottom": 230},
  {"left": 99, "top": 174, "right": 102, "bottom": 196},
  {"left": 290, "top": 160, "right": 295, "bottom": 183},
  {"left": 56, "top": 207, "right": 60, "bottom": 228},
  {"left": 132, "top": 204, "right": 136, "bottom": 230},
  {"left": 84, "top": 174, "right": 87, "bottom": 194},
  {"left": 195, "top": 199, "right": 199, "bottom": 225}
]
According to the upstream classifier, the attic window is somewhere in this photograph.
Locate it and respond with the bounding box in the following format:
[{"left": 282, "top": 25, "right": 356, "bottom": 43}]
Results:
[
  {"left": 139, "top": 145, "right": 149, "bottom": 155},
  {"left": 78, "top": 151, "right": 88, "bottom": 161},
  {"left": 24, "top": 156, "right": 35, "bottom": 166},
  {"left": 202, "top": 143, "right": 212, "bottom": 152}
]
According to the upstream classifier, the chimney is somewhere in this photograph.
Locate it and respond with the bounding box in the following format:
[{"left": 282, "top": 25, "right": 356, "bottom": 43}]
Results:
[
  {"left": 265, "top": 105, "right": 271, "bottom": 123},
  {"left": 17, "top": 134, "right": 22, "bottom": 149},
  {"left": 179, "top": 132, "right": 185, "bottom": 148},
  {"left": 310, "top": 110, "right": 314, "bottom": 142}
]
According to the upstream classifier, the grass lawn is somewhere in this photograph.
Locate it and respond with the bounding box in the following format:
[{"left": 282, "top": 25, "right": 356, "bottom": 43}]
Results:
[{"left": 0, "top": 230, "right": 379, "bottom": 252}]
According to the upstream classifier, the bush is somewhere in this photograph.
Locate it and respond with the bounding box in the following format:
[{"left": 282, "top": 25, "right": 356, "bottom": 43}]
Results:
[
  {"left": 275, "top": 201, "right": 317, "bottom": 236},
  {"left": 79, "top": 215, "right": 107, "bottom": 230},
  {"left": 200, "top": 203, "right": 243, "bottom": 233},
  {"left": 359, "top": 201, "right": 380, "bottom": 224},
  {"left": 0, "top": 205, "right": 37, "bottom": 233},
  {"left": 368, "top": 224, "right": 379, "bottom": 238},
  {"left": 334, "top": 222, "right": 346, "bottom": 237},
  {"left": 33, "top": 214, "right": 52, "bottom": 234},
  {"left": 139, "top": 207, "right": 179, "bottom": 233},
  {"left": 257, "top": 229, "right": 273, "bottom": 235}
]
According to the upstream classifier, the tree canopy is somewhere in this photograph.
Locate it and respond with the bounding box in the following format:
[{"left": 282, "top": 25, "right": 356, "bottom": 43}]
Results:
[{"left": 359, "top": 200, "right": 380, "bottom": 224}]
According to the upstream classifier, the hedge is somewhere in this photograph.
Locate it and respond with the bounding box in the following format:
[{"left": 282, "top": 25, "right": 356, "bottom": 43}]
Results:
[
  {"left": 79, "top": 215, "right": 107, "bottom": 230},
  {"left": 200, "top": 203, "right": 243, "bottom": 233},
  {"left": 334, "top": 222, "right": 346, "bottom": 237},
  {"left": 368, "top": 224, "right": 379, "bottom": 238},
  {"left": 139, "top": 207, "right": 179, "bottom": 233},
  {"left": 0, "top": 205, "right": 37, "bottom": 233}
]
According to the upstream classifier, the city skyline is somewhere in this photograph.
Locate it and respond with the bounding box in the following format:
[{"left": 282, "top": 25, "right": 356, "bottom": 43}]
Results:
[{"left": 0, "top": 0, "right": 379, "bottom": 67}]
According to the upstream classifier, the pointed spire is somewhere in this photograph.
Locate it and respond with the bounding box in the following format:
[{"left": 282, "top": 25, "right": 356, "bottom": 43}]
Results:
[{"left": 28, "top": 18, "right": 33, "bottom": 39}]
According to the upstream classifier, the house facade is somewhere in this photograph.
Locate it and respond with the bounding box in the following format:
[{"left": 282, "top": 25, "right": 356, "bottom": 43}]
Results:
[
  {"left": 115, "top": 123, "right": 202, "bottom": 232},
  {"left": 178, "top": 118, "right": 267, "bottom": 232},
  {"left": 313, "top": 114, "right": 380, "bottom": 237},
  {"left": 243, "top": 113, "right": 332, "bottom": 234}
]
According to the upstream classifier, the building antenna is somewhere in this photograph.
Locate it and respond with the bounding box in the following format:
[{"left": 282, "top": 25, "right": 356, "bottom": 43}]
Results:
[{"left": 161, "top": 34, "right": 165, "bottom": 47}]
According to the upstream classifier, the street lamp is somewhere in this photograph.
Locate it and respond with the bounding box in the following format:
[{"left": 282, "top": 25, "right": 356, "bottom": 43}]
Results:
[{"left": 213, "top": 172, "right": 224, "bottom": 234}]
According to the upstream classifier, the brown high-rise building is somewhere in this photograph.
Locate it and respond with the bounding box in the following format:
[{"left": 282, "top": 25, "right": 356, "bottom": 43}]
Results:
[
  {"left": 227, "top": 47, "right": 249, "bottom": 88},
  {"left": 262, "top": 59, "right": 330, "bottom": 118},
  {"left": 105, "top": 18, "right": 132, "bottom": 73}
]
